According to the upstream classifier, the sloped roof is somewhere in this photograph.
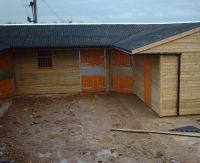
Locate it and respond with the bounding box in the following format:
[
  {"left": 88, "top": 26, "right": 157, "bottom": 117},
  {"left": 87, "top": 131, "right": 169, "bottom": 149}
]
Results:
[
  {"left": 113, "top": 22, "right": 200, "bottom": 53},
  {"left": 0, "top": 42, "right": 9, "bottom": 53},
  {"left": 0, "top": 22, "right": 199, "bottom": 53}
]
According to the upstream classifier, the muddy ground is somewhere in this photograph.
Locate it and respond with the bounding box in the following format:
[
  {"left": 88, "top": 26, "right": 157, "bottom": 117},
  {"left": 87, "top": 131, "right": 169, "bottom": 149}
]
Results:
[{"left": 0, "top": 93, "right": 200, "bottom": 163}]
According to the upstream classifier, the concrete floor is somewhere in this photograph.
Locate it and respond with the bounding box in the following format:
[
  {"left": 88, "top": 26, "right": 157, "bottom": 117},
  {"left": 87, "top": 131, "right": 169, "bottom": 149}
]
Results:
[{"left": 0, "top": 93, "right": 200, "bottom": 163}]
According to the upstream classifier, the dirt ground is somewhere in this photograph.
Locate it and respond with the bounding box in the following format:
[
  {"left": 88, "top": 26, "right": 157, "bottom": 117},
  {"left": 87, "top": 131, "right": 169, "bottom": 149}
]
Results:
[{"left": 0, "top": 93, "right": 200, "bottom": 163}]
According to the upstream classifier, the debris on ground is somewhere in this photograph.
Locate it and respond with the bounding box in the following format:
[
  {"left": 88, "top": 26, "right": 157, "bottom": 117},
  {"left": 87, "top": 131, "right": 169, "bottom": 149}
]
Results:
[
  {"left": 111, "top": 128, "right": 200, "bottom": 138},
  {"left": 170, "top": 125, "right": 200, "bottom": 133}
]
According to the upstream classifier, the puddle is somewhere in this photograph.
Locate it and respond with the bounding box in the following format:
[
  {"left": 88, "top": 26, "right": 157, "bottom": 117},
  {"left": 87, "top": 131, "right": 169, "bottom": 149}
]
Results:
[
  {"left": 58, "top": 158, "right": 86, "bottom": 163},
  {"left": 77, "top": 158, "right": 87, "bottom": 163},
  {"left": 38, "top": 152, "right": 51, "bottom": 158},
  {"left": 96, "top": 149, "right": 117, "bottom": 162},
  {"left": 60, "top": 159, "right": 68, "bottom": 163}
]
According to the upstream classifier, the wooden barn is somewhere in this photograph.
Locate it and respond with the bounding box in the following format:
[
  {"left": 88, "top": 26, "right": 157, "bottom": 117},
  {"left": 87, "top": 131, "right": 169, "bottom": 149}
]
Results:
[{"left": 0, "top": 22, "right": 200, "bottom": 117}]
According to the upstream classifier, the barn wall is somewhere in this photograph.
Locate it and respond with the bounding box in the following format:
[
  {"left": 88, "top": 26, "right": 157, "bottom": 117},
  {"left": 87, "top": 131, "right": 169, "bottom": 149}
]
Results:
[
  {"left": 141, "top": 31, "right": 200, "bottom": 116},
  {"left": 0, "top": 52, "right": 14, "bottom": 99},
  {"left": 14, "top": 49, "right": 81, "bottom": 95}
]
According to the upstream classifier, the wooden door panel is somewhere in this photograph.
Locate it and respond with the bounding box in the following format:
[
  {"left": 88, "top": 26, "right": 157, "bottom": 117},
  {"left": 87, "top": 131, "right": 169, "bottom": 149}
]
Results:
[
  {"left": 80, "top": 49, "right": 104, "bottom": 66},
  {"left": 112, "top": 76, "right": 132, "bottom": 93},
  {"left": 0, "top": 79, "right": 14, "bottom": 99},
  {"left": 0, "top": 53, "right": 14, "bottom": 99},
  {"left": 80, "top": 49, "right": 105, "bottom": 93},
  {"left": 0, "top": 53, "right": 13, "bottom": 69},
  {"left": 82, "top": 76, "right": 105, "bottom": 92},
  {"left": 112, "top": 49, "right": 133, "bottom": 93},
  {"left": 112, "top": 49, "right": 132, "bottom": 66}
]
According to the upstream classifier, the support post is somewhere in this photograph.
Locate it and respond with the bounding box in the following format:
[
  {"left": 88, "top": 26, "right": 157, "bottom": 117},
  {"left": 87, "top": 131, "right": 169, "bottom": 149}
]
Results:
[{"left": 33, "top": 0, "right": 37, "bottom": 23}]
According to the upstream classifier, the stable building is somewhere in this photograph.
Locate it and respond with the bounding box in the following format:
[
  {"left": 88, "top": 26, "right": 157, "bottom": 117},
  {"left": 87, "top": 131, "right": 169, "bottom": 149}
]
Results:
[{"left": 0, "top": 22, "right": 200, "bottom": 117}]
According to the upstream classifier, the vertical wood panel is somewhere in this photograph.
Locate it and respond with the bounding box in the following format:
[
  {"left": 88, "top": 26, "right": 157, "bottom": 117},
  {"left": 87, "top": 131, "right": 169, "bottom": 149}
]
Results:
[
  {"left": 160, "top": 55, "right": 178, "bottom": 116},
  {"left": 112, "top": 49, "right": 132, "bottom": 66},
  {"left": 112, "top": 49, "right": 133, "bottom": 93},
  {"left": 0, "top": 52, "right": 14, "bottom": 99},
  {"left": 82, "top": 76, "right": 105, "bottom": 92},
  {"left": 80, "top": 49, "right": 104, "bottom": 66},
  {"left": 0, "top": 80, "right": 14, "bottom": 99},
  {"left": 80, "top": 49, "right": 105, "bottom": 92},
  {"left": 134, "top": 55, "right": 161, "bottom": 115},
  {"left": 133, "top": 56, "right": 144, "bottom": 100},
  {"left": 151, "top": 56, "right": 161, "bottom": 114},
  {"left": 144, "top": 56, "right": 153, "bottom": 107},
  {"left": 0, "top": 52, "right": 13, "bottom": 69},
  {"left": 105, "top": 49, "right": 112, "bottom": 91}
]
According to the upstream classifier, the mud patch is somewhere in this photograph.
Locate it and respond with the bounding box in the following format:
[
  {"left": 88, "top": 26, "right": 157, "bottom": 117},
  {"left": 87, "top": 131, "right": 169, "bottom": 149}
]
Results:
[{"left": 0, "top": 94, "right": 199, "bottom": 163}]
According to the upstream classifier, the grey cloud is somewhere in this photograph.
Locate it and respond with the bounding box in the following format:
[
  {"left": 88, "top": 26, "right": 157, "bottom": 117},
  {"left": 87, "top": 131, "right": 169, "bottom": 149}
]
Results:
[{"left": 0, "top": 0, "right": 199, "bottom": 23}]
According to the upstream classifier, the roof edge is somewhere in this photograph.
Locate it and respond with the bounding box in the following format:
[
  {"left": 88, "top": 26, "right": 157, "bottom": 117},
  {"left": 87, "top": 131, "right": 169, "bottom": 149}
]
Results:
[
  {"left": 0, "top": 21, "right": 200, "bottom": 26},
  {"left": 112, "top": 46, "right": 132, "bottom": 54},
  {"left": 132, "top": 27, "right": 200, "bottom": 54}
]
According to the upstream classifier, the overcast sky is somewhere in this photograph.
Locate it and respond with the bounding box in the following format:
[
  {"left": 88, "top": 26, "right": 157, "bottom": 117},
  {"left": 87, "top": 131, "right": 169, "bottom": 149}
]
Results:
[{"left": 0, "top": 0, "right": 200, "bottom": 24}]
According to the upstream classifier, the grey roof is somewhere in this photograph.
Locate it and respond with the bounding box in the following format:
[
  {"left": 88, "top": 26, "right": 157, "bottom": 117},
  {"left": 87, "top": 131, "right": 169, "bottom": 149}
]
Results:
[
  {"left": 113, "top": 23, "right": 200, "bottom": 52},
  {"left": 0, "top": 42, "right": 9, "bottom": 53},
  {"left": 0, "top": 22, "right": 200, "bottom": 53}
]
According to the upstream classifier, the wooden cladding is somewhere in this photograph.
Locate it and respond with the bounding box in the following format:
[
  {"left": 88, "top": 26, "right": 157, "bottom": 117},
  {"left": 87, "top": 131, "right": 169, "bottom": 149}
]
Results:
[
  {"left": 82, "top": 76, "right": 105, "bottom": 93},
  {"left": 14, "top": 49, "right": 81, "bottom": 95},
  {"left": 0, "top": 52, "right": 14, "bottom": 99},
  {"left": 80, "top": 49, "right": 105, "bottom": 93},
  {"left": 134, "top": 55, "right": 161, "bottom": 114},
  {"left": 142, "top": 31, "right": 200, "bottom": 116},
  {"left": 80, "top": 49, "right": 104, "bottom": 66},
  {"left": 160, "top": 55, "right": 178, "bottom": 116},
  {"left": 112, "top": 49, "right": 133, "bottom": 93},
  {"left": 144, "top": 56, "right": 153, "bottom": 107},
  {"left": 0, "top": 52, "right": 13, "bottom": 69},
  {"left": 112, "top": 49, "right": 132, "bottom": 66},
  {"left": 0, "top": 80, "right": 14, "bottom": 99}
]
